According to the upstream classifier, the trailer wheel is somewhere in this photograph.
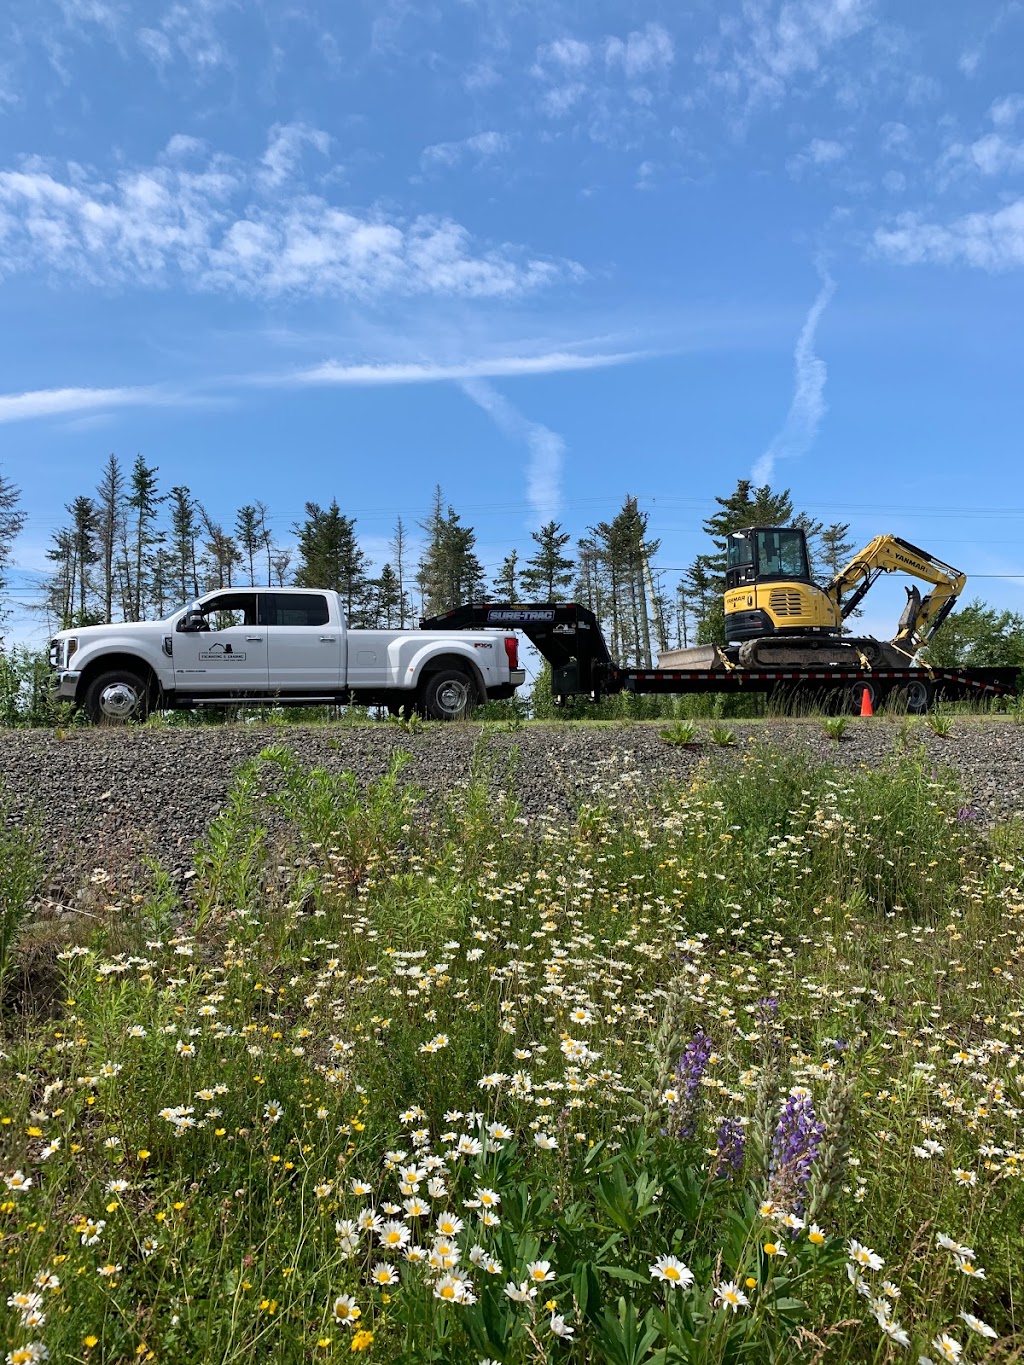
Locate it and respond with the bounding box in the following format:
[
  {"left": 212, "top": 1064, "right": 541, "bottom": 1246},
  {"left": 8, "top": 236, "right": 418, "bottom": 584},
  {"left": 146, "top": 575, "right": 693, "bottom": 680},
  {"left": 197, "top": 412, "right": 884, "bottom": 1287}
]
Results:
[
  {"left": 420, "top": 669, "right": 477, "bottom": 721},
  {"left": 896, "top": 679, "right": 932, "bottom": 714},
  {"left": 84, "top": 669, "right": 150, "bottom": 725},
  {"left": 847, "top": 680, "right": 888, "bottom": 714}
]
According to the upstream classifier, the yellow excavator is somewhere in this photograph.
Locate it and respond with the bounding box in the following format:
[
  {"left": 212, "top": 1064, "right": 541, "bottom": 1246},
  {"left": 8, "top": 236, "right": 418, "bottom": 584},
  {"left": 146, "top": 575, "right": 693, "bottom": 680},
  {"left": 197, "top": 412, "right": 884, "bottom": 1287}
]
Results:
[{"left": 722, "top": 526, "right": 966, "bottom": 669}]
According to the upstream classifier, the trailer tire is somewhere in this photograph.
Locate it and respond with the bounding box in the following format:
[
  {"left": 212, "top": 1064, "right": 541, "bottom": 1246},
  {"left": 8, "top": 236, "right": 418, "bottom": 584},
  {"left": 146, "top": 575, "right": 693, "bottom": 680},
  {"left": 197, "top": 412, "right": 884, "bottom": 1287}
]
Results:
[
  {"left": 847, "top": 680, "right": 888, "bottom": 714},
  {"left": 419, "top": 668, "right": 477, "bottom": 721},
  {"left": 896, "top": 678, "right": 932, "bottom": 714},
  {"left": 84, "top": 669, "right": 150, "bottom": 725}
]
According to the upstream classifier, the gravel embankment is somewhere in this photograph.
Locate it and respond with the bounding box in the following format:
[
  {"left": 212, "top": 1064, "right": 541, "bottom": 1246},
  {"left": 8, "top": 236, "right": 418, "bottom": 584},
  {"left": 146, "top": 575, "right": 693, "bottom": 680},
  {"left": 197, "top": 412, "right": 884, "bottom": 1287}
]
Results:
[{"left": 3, "top": 719, "right": 1024, "bottom": 893}]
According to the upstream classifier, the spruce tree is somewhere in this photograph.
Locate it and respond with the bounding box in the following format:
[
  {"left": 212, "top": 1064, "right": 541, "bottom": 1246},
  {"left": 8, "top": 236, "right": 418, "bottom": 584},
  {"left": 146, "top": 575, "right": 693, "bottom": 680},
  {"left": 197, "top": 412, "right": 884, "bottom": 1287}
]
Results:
[
  {"left": 293, "top": 501, "right": 368, "bottom": 621},
  {"left": 416, "top": 487, "right": 484, "bottom": 617},
  {"left": 95, "top": 454, "right": 124, "bottom": 623},
  {"left": 493, "top": 550, "right": 521, "bottom": 601},
  {"left": 521, "top": 521, "right": 574, "bottom": 601},
  {"left": 0, "top": 467, "right": 25, "bottom": 639},
  {"left": 168, "top": 487, "right": 201, "bottom": 603}
]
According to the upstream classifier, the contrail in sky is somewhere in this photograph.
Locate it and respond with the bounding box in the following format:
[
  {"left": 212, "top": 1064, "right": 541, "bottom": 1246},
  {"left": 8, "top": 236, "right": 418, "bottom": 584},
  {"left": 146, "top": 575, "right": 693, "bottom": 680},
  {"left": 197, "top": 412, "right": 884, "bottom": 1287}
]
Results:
[
  {"left": 459, "top": 378, "right": 565, "bottom": 523},
  {"left": 752, "top": 266, "right": 836, "bottom": 485}
]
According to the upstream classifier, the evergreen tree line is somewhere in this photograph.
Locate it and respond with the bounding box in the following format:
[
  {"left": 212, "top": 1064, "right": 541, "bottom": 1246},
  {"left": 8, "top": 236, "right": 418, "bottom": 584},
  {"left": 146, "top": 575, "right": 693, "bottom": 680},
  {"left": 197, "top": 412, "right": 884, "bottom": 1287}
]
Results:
[{"left": 1, "top": 458, "right": 1023, "bottom": 678}]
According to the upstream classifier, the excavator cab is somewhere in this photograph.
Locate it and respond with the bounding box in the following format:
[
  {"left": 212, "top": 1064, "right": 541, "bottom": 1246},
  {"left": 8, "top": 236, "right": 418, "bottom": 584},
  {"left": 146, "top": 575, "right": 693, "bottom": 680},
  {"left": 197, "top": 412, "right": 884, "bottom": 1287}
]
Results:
[{"left": 724, "top": 526, "right": 839, "bottom": 643}]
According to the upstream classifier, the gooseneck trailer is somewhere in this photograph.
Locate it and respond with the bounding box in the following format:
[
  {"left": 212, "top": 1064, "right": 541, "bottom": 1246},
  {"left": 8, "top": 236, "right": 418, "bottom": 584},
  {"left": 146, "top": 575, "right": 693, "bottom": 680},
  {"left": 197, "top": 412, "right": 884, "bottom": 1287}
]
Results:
[{"left": 422, "top": 602, "right": 1020, "bottom": 714}]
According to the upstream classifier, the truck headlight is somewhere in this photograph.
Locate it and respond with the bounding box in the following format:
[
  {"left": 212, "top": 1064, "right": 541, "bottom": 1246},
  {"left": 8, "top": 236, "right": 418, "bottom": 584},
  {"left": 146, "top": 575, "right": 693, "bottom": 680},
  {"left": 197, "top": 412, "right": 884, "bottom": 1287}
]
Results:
[{"left": 66, "top": 637, "right": 78, "bottom": 662}]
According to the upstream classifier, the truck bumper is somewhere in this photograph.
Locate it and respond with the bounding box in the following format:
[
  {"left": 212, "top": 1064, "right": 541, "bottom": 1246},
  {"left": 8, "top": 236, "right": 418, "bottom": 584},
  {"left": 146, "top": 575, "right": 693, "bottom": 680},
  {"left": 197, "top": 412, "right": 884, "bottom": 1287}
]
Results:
[
  {"left": 49, "top": 670, "right": 82, "bottom": 703},
  {"left": 509, "top": 669, "right": 526, "bottom": 688}
]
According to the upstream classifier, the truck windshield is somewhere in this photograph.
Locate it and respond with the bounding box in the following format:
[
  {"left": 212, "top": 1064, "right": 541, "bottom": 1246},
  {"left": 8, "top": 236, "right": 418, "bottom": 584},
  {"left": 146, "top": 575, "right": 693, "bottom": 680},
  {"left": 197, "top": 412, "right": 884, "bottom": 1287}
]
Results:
[{"left": 756, "top": 529, "right": 808, "bottom": 579}]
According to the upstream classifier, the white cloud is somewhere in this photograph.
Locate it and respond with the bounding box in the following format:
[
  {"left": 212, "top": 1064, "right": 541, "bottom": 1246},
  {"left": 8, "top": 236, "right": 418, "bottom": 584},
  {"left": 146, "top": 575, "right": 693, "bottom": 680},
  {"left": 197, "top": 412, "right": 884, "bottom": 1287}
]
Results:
[
  {"left": 752, "top": 267, "right": 835, "bottom": 484},
  {"left": 420, "top": 131, "right": 511, "bottom": 170},
  {"left": 537, "top": 37, "right": 592, "bottom": 71},
  {"left": 874, "top": 201, "right": 1024, "bottom": 271},
  {"left": 0, "top": 384, "right": 168, "bottom": 424},
  {"left": 460, "top": 378, "right": 565, "bottom": 522},
  {"left": 137, "top": 0, "right": 232, "bottom": 73},
  {"left": 260, "top": 123, "right": 331, "bottom": 189},
  {"left": 604, "top": 23, "right": 674, "bottom": 79},
  {"left": 0, "top": 138, "right": 573, "bottom": 301},
  {"left": 288, "top": 350, "right": 642, "bottom": 387},
  {"left": 787, "top": 136, "right": 846, "bottom": 176},
  {"left": 991, "top": 93, "right": 1024, "bottom": 128},
  {"left": 703, "top": 0, "right": 875, "bottom": 111}
]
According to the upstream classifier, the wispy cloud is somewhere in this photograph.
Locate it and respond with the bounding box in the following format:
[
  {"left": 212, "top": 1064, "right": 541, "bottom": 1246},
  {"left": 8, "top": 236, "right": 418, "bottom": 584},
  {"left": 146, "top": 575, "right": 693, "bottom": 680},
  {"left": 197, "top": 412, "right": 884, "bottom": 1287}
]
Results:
[
  {"left": 0, "top": 384, "right": 169, "bottom": 424},
  {"left": 700, "top": 0, "right": 875, "bottom": 116},
  {"left": 420, "top": 131, "right": 511, "bottom": 171},
  {"left": 286, "top": 350, "right": 643, "bottom": 387},
  {"left": 0, "top": 129, "right": 575, "bottom": 301},
  {"left": 874, "top": 201, "right": 1024, "bottom": 270},
  {"left": 0, "top": 350, "right": 645, "bottom": 427},
  {"left": 460, "top": 379, "right": 565, "bottom": 522},
  {"left": 752, "top": 267, "right": 836, "bottom": 484}
]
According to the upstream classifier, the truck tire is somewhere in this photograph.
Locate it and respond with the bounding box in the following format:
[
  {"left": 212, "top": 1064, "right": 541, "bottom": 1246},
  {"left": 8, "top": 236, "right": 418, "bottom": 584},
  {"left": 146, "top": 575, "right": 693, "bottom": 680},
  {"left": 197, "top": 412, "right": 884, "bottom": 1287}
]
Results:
[
  {"left": 84, "top": 669, "right": 150, "bottom": 725},
  {"left": 420, "top": 668, "right": 477, "bottom": 721}
]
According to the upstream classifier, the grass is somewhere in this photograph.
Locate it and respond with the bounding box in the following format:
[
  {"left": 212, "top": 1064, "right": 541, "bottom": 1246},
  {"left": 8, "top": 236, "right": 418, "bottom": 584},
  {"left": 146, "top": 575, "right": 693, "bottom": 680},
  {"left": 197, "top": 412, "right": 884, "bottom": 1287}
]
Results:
[{"left": 2, "top": 743, "right": 1023, "bottom": 1363}]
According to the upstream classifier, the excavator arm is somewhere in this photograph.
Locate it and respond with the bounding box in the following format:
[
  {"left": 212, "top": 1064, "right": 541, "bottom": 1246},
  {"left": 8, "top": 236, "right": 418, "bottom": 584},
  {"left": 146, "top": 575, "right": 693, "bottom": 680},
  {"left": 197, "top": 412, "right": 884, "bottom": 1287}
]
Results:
[{"left": 825, "top": 534, "right": 967, "bottom": 654}]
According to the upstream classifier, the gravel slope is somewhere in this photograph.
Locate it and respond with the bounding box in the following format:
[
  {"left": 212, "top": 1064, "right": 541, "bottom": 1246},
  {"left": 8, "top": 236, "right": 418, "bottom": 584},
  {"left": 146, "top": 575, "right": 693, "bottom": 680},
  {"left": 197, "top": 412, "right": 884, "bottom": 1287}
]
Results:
[{"left": 3, "top": 719, "right": 1023, "bottom": 892}]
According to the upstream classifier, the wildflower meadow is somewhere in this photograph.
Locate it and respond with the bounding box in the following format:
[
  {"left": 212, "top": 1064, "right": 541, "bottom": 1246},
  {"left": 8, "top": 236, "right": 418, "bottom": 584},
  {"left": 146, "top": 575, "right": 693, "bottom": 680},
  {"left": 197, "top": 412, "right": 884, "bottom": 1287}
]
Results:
[{"left": 2, "top": 737, "right": 1023, "bottom": 1363}]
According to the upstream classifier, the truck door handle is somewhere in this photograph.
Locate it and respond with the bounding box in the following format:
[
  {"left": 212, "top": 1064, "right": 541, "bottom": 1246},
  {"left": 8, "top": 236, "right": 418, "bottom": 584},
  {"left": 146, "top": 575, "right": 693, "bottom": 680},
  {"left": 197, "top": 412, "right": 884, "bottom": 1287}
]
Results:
[
  {"left": 319, "top": 636, "right": 336, "bottom": 642},
  {"left": 246, "top": 635, "right": 264, "bottom": 642}
]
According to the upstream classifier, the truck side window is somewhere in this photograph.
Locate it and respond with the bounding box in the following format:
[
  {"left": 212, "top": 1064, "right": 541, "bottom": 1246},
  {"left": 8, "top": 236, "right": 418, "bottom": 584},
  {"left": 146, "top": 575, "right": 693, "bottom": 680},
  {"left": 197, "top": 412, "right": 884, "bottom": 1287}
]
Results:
[
  {"left": 261, "top": 594, "right": 330, "bottom": 627},
  {"left": 202, "top": 593, "right": 259, "bottom": 629}
]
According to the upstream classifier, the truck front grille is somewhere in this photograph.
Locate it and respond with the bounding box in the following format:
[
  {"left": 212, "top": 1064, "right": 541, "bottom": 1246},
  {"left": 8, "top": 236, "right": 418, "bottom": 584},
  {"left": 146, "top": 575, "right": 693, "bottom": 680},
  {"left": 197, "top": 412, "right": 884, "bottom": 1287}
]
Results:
[{"left": 769, "top": 590, "right": 805, "bottom": 618}]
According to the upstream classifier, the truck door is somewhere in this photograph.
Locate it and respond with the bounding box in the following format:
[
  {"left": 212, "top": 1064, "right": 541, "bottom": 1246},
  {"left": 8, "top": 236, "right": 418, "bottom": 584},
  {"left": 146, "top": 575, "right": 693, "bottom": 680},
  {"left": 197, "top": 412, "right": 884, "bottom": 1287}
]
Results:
[
  {"left": 172, "top": 592, "right": 270, "bottom": 692},
  {"left": 262, "top": 592, "right": 343, "bottom": 693}
]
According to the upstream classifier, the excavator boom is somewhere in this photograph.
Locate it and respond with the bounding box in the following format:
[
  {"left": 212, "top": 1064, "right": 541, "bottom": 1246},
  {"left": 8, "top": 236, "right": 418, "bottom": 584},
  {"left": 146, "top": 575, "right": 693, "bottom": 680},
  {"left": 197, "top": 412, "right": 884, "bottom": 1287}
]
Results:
[{"left": 824, "top": 534, "right": 966, "bottom": 653}]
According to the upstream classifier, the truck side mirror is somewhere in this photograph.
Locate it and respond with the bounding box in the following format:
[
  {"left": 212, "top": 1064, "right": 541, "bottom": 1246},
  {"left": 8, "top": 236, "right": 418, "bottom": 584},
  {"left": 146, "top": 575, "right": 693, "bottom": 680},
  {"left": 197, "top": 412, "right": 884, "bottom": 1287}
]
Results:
[{"left": 177, "top": 603, "right": 207, "bottom": 633}]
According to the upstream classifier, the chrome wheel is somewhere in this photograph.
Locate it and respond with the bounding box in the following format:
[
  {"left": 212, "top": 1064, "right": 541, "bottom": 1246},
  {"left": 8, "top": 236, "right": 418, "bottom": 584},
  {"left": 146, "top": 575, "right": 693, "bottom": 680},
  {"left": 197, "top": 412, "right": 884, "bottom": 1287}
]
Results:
[
  {"left": 99, "top": 681, "right": 142, "bottom": 720},
  {"left": 437, "top": 678, "right": 470, "bottom": 715},
  {"left": 421, "top": 669, "right": 476, "bottom": 720}
]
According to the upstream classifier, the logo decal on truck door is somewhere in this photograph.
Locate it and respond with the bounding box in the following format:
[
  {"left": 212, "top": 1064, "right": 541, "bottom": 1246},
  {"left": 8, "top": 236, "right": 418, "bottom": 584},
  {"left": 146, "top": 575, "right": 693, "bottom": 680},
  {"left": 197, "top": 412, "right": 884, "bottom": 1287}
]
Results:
[{"left": 198, "top": 643, "right": 247, "bottom": 662}]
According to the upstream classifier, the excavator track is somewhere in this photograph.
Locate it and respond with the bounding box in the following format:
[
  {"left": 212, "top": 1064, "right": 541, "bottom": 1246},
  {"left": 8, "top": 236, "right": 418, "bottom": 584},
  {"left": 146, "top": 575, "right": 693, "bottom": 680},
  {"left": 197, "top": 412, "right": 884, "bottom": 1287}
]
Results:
[{"left": 736, "top": 636, "right": 897, "bottom": 670}]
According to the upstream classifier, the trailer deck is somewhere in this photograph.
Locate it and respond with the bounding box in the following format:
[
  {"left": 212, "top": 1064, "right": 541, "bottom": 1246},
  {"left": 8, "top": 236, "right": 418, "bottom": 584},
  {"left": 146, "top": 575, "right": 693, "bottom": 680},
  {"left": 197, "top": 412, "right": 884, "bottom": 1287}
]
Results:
[{"left": 422, "top": 602, "right": 1019, "bottom": 713}]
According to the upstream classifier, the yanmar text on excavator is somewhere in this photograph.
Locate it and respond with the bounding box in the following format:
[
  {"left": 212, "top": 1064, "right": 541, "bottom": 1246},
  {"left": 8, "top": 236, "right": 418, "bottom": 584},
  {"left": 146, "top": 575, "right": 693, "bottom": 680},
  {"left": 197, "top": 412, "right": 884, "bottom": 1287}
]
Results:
[{"left": 425, "top": 525, "right": 1020, "bottom": 714}]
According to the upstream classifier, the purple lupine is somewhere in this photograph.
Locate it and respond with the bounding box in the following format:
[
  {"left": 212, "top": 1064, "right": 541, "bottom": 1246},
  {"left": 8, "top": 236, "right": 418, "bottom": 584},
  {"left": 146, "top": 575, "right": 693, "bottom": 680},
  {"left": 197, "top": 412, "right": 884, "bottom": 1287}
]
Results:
[
  {"left": 670, "top": 1029, "right": 713, "bottom": 1138},
  {"left": 957, "top": 805, "right": 980, "bottom": 823},
  {"left": 714, "top": 1117, "right": 745, "bottom": 1179},
  {"left": 754, "top": 996, "right": 779, "bottom": 1024},
  {"left": 769, "top": 1092, "right": 824, "bottom": 1214}
]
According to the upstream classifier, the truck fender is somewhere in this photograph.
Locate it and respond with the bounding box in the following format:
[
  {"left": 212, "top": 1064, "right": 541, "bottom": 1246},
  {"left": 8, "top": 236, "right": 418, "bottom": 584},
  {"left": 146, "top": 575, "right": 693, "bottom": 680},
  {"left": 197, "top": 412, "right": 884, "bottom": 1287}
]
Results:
[
  {"left": 75, "top": 650, "right": 162, "bottom": 704},
  {"left": 390, "top": 641, "right": 488, "bottom": 698}
]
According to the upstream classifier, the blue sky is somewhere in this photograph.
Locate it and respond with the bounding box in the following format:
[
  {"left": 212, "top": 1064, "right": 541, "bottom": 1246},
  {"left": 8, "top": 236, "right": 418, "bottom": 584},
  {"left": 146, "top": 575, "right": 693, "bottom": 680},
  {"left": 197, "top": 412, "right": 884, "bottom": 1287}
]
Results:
[{"left": 2, "top": 0, "right": 1024, "bottom": 645}]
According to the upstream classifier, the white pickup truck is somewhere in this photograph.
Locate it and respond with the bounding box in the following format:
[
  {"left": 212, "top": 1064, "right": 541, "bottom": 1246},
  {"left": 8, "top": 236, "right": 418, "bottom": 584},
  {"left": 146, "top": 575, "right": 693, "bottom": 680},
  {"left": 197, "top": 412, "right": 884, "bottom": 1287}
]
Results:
[{"left": 49, "top": 586, "right": 526, "bottom": 723}]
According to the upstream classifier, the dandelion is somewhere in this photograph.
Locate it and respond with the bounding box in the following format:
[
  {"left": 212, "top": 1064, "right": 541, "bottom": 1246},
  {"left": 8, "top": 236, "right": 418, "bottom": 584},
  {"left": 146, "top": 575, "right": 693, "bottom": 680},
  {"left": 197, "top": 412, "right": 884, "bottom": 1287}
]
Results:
[
  {"left": 650, "top": 1255, "right": 694, "bottom": 1287},
  {"left": 714, "top": 1281, "right": 749, "bottom": 1311},
  {"left": 350, "top": 1330, "right": 373, "bottom": 1353},
  {"left": 959, "top": 1312, "right": 997, "bottom": 1339},
  {"left": 332, "top": 1295, "right": 361, "bottom": 1326}
]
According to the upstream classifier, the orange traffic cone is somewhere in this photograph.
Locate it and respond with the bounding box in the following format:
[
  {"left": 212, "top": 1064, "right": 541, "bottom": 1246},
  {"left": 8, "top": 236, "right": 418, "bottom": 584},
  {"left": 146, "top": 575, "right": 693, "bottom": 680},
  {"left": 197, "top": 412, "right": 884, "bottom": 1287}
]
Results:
[{"left": 860, "top": 685, "right": 873, "bottom": 718}]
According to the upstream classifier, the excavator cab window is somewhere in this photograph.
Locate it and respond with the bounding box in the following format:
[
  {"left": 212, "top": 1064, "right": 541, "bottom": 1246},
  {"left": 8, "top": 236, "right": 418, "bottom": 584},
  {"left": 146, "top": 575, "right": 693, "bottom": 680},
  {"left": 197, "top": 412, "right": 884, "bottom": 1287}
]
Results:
[{"left": 754, "top": 528, "right": 810, "bottom": 582}]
